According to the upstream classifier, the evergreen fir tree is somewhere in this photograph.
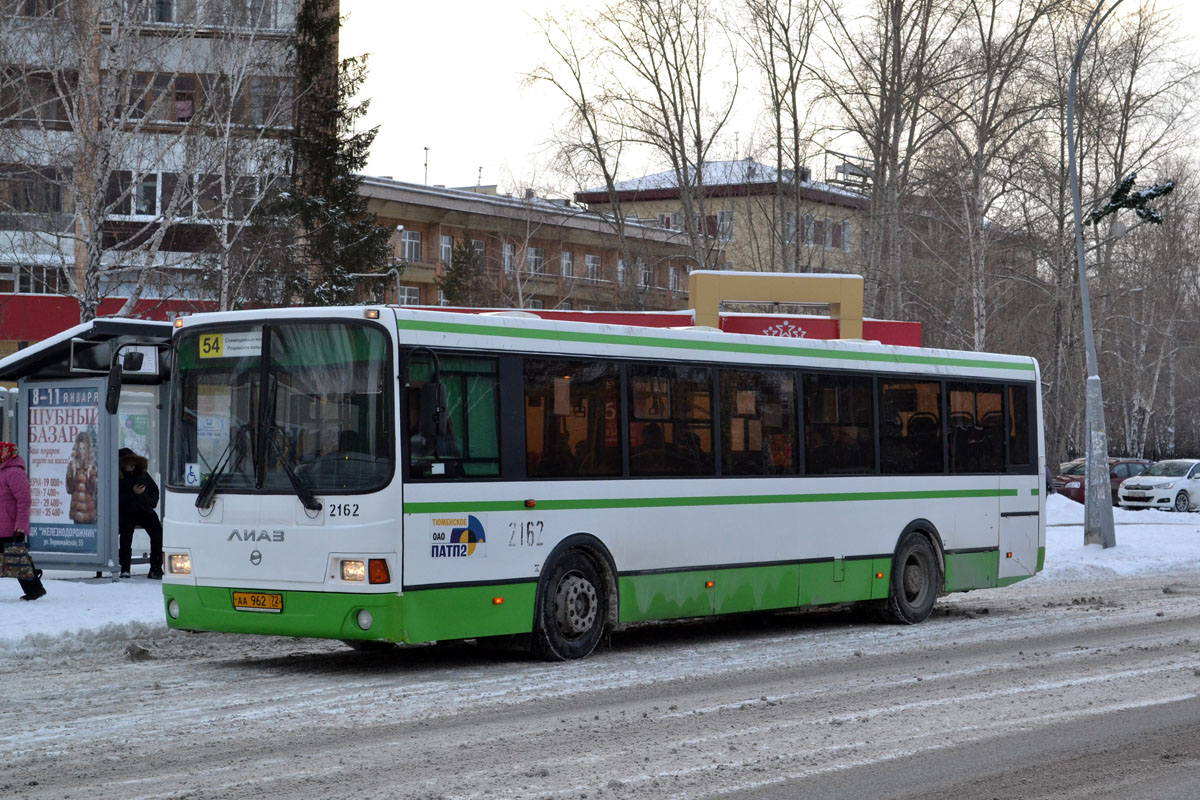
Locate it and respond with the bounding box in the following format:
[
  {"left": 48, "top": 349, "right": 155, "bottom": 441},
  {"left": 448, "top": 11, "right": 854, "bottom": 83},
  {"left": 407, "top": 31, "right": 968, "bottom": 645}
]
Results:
[
  {"left": 437, "top": 237, "right": 494, "bottom": 307},
  {"left": 277, "top": 0, "right": 392, "bottom": 305}
]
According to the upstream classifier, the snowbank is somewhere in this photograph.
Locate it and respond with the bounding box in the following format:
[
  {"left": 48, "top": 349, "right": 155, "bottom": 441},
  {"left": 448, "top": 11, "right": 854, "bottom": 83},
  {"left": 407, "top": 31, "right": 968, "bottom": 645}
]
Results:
[{"left": 2, "top": 493, "right": 1197, "bottom": 651}]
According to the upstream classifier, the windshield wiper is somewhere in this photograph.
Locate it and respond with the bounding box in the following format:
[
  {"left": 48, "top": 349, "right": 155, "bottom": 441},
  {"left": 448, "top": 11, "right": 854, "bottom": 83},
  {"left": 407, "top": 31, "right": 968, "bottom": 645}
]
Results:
[
  {"left": 195, "top": 424, "right": 251, "bottom": 509},
  {"left": 266, "top": 426, "right": 322, "bottom": 512}
]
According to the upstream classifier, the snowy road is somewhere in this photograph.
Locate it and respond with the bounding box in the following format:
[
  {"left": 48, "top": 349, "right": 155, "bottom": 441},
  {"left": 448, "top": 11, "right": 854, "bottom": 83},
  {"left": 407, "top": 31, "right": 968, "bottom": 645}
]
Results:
[{"left": 3, "top": 567, "right": 1200, "bottom": 800}]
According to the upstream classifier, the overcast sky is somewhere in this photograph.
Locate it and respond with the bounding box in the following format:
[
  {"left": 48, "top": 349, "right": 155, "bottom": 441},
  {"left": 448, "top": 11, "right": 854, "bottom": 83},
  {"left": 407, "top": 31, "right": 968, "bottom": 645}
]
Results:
[{"left": 340, "top": 0, "right": 1200, "bottom": 194}]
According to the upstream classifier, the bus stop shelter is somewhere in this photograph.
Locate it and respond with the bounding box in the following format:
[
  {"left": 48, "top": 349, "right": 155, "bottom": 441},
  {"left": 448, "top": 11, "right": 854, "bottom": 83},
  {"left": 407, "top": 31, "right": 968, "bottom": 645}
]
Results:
[{"left": 0, "top": 318, "right": 172, "bottom": 575}]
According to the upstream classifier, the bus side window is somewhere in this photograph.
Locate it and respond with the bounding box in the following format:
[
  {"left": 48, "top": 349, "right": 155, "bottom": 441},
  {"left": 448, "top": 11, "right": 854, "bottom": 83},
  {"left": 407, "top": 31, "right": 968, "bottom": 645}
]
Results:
[
  {"left": 879, "top": 380, "right": 942, "bottom": 474},
  {"left": 803, "top": 373, "right": 875, "bottom": 475},
  {"left": 524, "top": 359, "right": 621, "bottom": 478},
  {"left": 628, "top": 364, "right": 714, "bottom": 477},
  {"left": 1008, "top": 384, "right": 1032, "bottom": 468},
  {"left": 720, "top": 369, "right": 797, "bottom": 476},
  {"left": 407, "top": 353, "right": 500, "bottom": 479},
  {"left": 949, "top": 383, "right": 1004, "bottom": 473}
]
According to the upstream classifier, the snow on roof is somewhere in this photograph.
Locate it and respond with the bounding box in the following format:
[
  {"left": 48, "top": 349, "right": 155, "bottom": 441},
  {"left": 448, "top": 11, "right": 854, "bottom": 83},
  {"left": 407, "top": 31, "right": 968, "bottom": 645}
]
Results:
[{"left": 586, "top": 159, "right": 867, "bottom": 201}]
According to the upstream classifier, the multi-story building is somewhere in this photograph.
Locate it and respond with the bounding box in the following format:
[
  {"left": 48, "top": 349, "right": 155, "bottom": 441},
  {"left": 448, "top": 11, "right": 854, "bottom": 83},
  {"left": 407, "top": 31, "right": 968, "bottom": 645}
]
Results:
[
  {"left": 0, "top": 0, "right": 311, "bottom": 357},
  {"left": 359, "top": 178, "right": 696, "bottom": 312},
  {"left": 574, "top": 159, "right": 868, "bottom": 274}
]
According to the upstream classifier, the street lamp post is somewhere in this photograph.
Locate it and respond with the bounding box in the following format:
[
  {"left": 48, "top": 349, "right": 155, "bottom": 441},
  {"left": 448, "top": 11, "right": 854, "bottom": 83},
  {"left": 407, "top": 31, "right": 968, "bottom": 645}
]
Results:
[{"left": 1067, "top": 0, "right": 1124, "bottom": 548}]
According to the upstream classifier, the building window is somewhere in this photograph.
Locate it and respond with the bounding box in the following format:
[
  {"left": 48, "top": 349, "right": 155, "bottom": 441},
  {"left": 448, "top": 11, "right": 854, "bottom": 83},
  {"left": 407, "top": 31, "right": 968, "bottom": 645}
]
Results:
[
  {"left": 441, "top": 234, "right": 453, "bottom": 265},
  {"left": 803, "top": 214, "right": 815, "bottom": 247},
  {"left": 841, "top": 220, "right": 852, "bottom": 253},
  {"left": 784, "top": 211, "right": 797, "bottom": 245},
  {"left": 231, "top": 0, "right": 274, "bottom": 28},
  {"left": 396, "top": 285, "right": 421, "bottom": 306},
  {"left": 560, "top": 251, "right": 573, "bottom": 278},
  {"left": 527, "top": 246, "right": 546, "bottom": 274},
  {"left": 11, "top": 1, "right": 63, "bottom": 18},
  {"left": 527, "top": 298, "right": 544, "bottom": 309},
  {"left": 503, "top": 243, "right": 515, "bottom": 272},
  {"left": 0, "top": 165, "right": 63, "bottom": 214},
  {"left": 559, "top": 300, "right": 572, "bottom": 310},
  {"left": 585, "top": 254, "right": 601, "bottom": 281},
  {"left": 133, "top": 173, "right": 159, "bottom": 215},
  {"left": 174, "top": 89, "right": 194, "bottom": 122},
  {"left": 16, "top": 265, "right": 67, "bottom": 294},
  {"left": 658, "top": 212, "right": 683, "bottom": 231},
  {"left": 245, "top": 77, "right": 291, "bottom": 127},
  {"left": 669, "top": 266, "right": 680, "bottom": 291},
  {"left": 717, "top": 210, "right": 735, "bottom": 241},
  {"left": 472, "top": 239, "right": 486, "bottom": 260},
  {"left": 145, "top": 0, "right": 174, "bottom": 23},
  {"left": 400, "top": 230, "right": 422, "bottom": 262},
  {"left": 617, "top": 259, "right": 626, "bottom": 283},
  {"left": 639, "top": 261, "right": 653, "bottom": 288}
]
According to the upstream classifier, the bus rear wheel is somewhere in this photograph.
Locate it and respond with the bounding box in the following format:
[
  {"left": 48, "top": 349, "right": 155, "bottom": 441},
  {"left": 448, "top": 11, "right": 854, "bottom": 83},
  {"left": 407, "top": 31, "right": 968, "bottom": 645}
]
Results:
[
  {"left": 532, "top": 549, "right": 608, "bottom": 661},
  {"left": 879, "top": 531, "right": 939, "bottom": 625}
]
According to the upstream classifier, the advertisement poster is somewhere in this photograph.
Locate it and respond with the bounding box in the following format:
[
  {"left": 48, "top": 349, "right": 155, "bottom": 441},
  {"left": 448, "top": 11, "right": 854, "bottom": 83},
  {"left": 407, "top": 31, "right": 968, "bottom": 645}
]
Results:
[{"left": 25, "top": 385, "right": 100, "bottom": 554}]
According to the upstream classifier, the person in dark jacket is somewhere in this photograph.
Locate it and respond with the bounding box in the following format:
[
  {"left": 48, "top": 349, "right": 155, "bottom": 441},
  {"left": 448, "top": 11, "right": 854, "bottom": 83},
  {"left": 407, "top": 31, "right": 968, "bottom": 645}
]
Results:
[
  {"left": 118, "top": 447, "right": 163, "bottom": 579},
  {"left": 0, "top": 441, "right": 46, "bottom": 600}
]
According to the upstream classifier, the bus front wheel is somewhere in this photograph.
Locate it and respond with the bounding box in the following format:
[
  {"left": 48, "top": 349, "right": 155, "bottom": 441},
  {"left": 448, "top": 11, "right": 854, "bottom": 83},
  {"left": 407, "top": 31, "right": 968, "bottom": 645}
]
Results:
[
  {"left": 879, "top": 531, "right": 939, "bottom": 625},
  {"left": 532, "top": 549, "right": 608, "bottom": 661}
]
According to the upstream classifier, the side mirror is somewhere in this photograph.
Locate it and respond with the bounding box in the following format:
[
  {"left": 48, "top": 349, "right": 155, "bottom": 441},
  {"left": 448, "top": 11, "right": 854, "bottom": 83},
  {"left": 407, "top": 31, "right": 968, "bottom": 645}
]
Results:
[
  {"left": 105, "top": 361, "right": 123, "bottom": 414},
  {"left": 104, "top": 349, "right": 144, "bottom": 414}
]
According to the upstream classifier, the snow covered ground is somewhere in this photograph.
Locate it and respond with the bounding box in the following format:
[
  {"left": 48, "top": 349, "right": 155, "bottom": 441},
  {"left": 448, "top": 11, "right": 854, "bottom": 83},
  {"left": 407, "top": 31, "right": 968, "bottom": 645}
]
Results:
[{"left": 2, "top": 493, "right": 1197, "bottom": 651}]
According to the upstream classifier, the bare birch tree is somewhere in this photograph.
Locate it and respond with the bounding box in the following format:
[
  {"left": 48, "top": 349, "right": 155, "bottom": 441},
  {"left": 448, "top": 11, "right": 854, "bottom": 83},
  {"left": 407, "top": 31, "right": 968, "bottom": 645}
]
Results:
[
  {"left": 529, "top": 11, "right": 640, "bottom": 281},
  {"left": 812, "top": 0, "right": 966, "bottom": 317},
  {"left": 590, "top": 0, "right": 738, "bottom": 270},
  {"left": 741, "top": 0, "right": 819, "bottom": 272},
  {"left": 919, "top": 0, "right": 1059, "bottom": 351},
  {"left": 1018, "top": 1, "right": 1197, "bottom": 460}
]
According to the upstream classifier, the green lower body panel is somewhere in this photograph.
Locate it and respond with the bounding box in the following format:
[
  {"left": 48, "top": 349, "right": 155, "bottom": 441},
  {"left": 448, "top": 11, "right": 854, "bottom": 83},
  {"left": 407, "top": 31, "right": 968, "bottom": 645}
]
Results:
[
  {"left": 618, "top": 569, "right": 715, "bottom": 622},
  {"left": 163, "top": 582, "right": 538, "bottom": 644},
  {"left": 165, "top": 546, "right": 1026, "bottom": 644},
  {"left": 617, "top": 559, "right": 894, "bottom": 623},
  {"left": 798, "top": 558, "right": 891, "bottom": 606},
  {"left": 714, "top": 563, "right": 800, "bottom": 615},
  {"left": 944, "top": 550, "right": 999, "bottom": 591}
]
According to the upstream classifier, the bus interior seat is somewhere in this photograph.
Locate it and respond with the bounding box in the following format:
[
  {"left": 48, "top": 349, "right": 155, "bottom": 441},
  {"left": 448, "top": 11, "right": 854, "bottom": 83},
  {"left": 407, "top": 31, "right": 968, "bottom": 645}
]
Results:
[{"left": 907, "top": 413, "right": 939, "bottom": 439}]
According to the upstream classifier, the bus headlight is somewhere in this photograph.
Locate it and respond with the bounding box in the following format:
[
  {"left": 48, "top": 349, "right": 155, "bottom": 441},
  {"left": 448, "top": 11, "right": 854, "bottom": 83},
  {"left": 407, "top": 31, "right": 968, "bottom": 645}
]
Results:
[
  {"left": 341, "top": 560, "right": 366, "bottom": 581},
  {"left": 168, "top": 554, "right": 191, "bottom": 575}
]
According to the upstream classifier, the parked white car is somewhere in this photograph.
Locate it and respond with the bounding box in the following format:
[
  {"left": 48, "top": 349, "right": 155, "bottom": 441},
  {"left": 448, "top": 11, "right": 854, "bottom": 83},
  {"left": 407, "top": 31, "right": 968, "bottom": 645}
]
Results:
[{"left": 1117, "top": 458, "right": 1200, "bottom": 512}]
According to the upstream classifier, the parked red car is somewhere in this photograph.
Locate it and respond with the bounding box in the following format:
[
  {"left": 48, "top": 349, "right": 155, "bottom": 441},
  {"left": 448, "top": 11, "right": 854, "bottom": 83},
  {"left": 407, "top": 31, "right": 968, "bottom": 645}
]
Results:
[{"left": 1053, "top": 457, "right": 1153, "bottom": 505}]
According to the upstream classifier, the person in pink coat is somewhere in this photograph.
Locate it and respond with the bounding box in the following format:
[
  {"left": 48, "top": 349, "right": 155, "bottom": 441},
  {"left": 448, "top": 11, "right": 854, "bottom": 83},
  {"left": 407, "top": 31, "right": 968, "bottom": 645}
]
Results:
[{"left": 0, "top": 441, "right": 46, "bottom": 601}]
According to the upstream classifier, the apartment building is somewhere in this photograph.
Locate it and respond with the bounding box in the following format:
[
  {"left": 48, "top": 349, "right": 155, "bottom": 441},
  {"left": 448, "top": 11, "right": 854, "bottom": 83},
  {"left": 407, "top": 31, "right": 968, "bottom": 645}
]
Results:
[
  {"left": 359, "top": 178, "right": 696, "bottom": 312},
  {"left": 574, "top": 159, "right": 868, "bottom": 274},
  {"left": 0, "top": 0, "right": 312, "bottom": 357}
]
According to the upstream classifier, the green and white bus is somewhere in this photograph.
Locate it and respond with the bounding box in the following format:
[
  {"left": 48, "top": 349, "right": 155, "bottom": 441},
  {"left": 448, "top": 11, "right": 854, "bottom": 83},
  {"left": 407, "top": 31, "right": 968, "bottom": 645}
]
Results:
[{"left": 160, "top": 306, "right": 1045, "bottom": 659}]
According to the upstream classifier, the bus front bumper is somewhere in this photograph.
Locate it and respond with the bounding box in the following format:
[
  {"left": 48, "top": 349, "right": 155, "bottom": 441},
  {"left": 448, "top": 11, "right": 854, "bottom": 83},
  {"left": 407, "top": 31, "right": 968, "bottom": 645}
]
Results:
[{"left": 162, "top": 582, "right": 538, "bottom": 644}]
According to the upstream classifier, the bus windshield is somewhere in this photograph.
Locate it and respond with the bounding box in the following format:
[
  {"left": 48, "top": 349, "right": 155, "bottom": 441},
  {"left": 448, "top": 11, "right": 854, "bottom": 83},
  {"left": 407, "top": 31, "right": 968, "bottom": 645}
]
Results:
[{"left": 170, "top": 321, "right": 393, "bottom": 496}]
